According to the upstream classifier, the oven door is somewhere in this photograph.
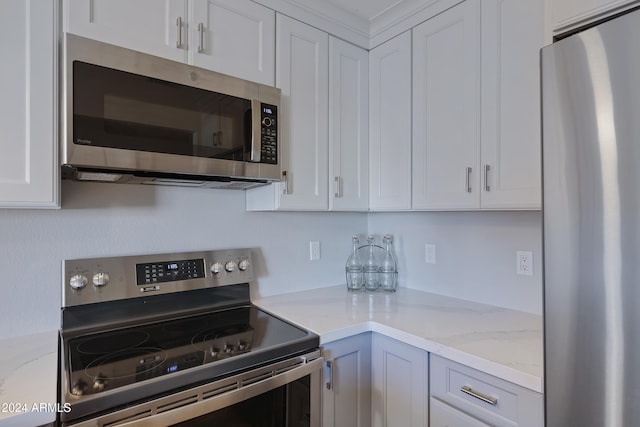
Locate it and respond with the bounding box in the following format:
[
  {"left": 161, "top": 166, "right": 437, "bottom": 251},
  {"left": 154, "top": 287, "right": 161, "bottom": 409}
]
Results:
[{"left": 68, "top": 352, "right": 322, "bottom": 427}]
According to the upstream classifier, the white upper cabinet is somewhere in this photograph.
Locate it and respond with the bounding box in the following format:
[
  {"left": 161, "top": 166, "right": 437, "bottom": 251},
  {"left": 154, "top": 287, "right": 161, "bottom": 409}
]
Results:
[
  {"left": 329, "top": 37, "right": 369, "bottom": 211},
  {"left": 0, "top": 0, "right": 59, "bottom": 208},
  {"left": 480, "top": 0, "right": 545, "bottom": 209},
  {"left": 64, "top": 0, "right": 275, "bottom": 85},
  {"left": 552, "top": 0, "right": 639, "bottom": 34},
  {"left": 247, "top": 17, "right": 369, "bottom": 211},
  {"left": 369, "top": 31, "right": 412, "bottom": 211},
  {"left": 267, "top": 14, "right": 329, "bottom": 210},
  {"left": 412, "top": 0, "right": 543, "bottom": 210},
  {"left": 65, "top": 0, "right": 188, "bottom": 62},
  {"left": 412, "top": 1, "right": 481, "bottom": 210},
  {"left": 189, "top": 0, "right": 275, "bottom": 85}
]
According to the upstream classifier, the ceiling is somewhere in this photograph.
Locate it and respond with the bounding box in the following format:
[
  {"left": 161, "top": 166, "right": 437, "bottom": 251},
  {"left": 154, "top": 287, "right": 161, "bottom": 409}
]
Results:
[{"left": 285, "top": 0, "right": 430, "bottom": 38}]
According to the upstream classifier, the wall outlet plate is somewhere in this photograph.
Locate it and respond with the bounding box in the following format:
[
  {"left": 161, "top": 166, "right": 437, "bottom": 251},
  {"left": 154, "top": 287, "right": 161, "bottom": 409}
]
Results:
[
  {"left": 516, "top": 251, "right": 533, "bottom": 276},
  {"left": 309, "top": 241, "right": 321, "bottom": 261},
  {"left": 425, "top": 244, "right": 436, "bottom": 264}
]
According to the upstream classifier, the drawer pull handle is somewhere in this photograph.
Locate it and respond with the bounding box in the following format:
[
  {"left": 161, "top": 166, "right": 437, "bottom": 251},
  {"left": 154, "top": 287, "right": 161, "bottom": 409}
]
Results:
[{"left": 460, "top": 385, "right": 498, "bottom": 405}]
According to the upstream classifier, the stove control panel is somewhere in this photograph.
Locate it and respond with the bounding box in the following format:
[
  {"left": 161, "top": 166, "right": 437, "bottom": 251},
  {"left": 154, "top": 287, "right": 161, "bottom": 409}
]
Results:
[{"left": 63, "top": 249, "right": 254, "bottom": 307}]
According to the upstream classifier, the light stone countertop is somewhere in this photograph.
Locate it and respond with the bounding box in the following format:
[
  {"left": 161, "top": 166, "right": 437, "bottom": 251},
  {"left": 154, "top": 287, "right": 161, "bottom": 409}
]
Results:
[
  {"left": 254, "top": 285, "right": 543, "bottom": 393},
  {"left": 0, "top": 330, "right": 58, "bottom": 427}
]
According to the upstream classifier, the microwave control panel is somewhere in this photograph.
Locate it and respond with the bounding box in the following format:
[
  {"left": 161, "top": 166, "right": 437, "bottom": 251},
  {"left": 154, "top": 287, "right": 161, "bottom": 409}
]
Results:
[{"left": 260, "top": 103, "right": 278, "bottom": 164}]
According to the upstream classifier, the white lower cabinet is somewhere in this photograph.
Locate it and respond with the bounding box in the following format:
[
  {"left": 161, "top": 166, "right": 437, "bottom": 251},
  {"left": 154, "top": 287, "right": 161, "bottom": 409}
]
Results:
[
  {"left": 371, "top": 333, "right": 428, "bottom": 427},
  {"left": 431, "top": 397, "right": 492, "bottom": 427},
  {"left": 322, "top": 333, "right": 372, "bottom": 427},
  {"left": 0, "top": 0, "right": 59, "bottom": 208},
  {"left": 430, "top": 354, "right": 543, "bottom": 427}
]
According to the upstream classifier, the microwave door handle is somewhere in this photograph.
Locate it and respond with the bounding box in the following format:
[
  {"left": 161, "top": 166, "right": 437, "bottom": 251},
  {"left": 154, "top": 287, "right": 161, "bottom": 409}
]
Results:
[{"left": 250, "top": 99, "right": 262, "bottom": 163}]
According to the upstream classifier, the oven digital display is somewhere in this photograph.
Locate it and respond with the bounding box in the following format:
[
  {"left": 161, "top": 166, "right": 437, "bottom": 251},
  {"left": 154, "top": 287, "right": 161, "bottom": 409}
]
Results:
[{"left": 135, "top": 259, "right": 205, "bottom": 285}]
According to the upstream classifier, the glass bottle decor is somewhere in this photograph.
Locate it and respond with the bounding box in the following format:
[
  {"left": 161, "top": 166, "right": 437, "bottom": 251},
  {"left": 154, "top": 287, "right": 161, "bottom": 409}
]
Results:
[
  {"left": 345, "top": 236, "right": 364, "bottom": 291},
  {"left": 364, "top": 235, "right": 379, "bottom": 291},
  {"left": 379, "top": 235, "right": 397, "bottom": 292}
]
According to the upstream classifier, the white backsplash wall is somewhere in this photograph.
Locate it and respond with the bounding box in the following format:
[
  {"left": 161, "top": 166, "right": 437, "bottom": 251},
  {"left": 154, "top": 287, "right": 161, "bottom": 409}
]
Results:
[
  {"left": 368, "top": 211, "right": 543, "bottom": 314},
  {"left": 0, "top": 181, "right": 366, "bottom": 340}
]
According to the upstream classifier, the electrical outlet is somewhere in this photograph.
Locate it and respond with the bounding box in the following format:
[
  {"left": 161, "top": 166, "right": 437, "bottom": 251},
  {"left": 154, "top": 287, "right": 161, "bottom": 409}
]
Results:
[
  {"left": 309, "top": 241, "right": 321, "bottom": 261},
  {"left": 516, "top": 251, "right": 533, "bottom": 276},
  {"left": 425, "top": 244, "right": 436, "bottom": 264}
]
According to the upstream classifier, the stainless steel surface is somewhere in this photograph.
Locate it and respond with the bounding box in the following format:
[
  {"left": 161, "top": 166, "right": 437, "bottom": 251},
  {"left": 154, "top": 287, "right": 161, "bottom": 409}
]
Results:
[
  {"left": 250, "top": 99, "right": 262, "bottom": 162},
  {"left": 334, "top": 176, "right": 343, "bottom": 198},
  {"left": 483, "top": 164, "right": 491, "bottom": 192},
  {"left": 197, "top": 22, "right": 205, "bottom": 53},
  {"left": 70, "top": 351, "right": 323, "bottom": 427},
  {"left": 61, "top": 33, "right": 281, "bottom": 188},
  {"left": 460, "top": 385, "right": 497, "bottom": 406},
  {"left": 466, "top": 166, "right": 472, "bottom": 193},
  {"left": 282, "top": 170, "right": 290, "bottom": 194},
  {"left": 176, "top": 17, "right": 183, "bottom": 48},
  {"left": 542, "top": 8, "right": 640, "bottom": 426},
  {"left": 63, "top": 248, "right": 254, "bottom": 307},
  {"left": 325, "top": 360, "right": 333, "bottom": 390}
]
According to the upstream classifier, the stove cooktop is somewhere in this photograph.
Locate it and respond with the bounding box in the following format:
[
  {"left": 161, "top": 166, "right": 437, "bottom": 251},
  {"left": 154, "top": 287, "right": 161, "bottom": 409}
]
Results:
[{"left": 65, "top": 306, "right": 310, "bottom": 398}]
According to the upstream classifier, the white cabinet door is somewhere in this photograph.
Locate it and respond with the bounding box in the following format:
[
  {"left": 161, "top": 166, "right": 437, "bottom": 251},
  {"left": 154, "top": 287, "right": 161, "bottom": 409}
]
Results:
[
  {"left": 329, "top": 37, "right": 369, "bottom": 211},
  {"left": 412, "top": 0, "right": 481, "bottom": 210},
  {"left": 371, "top": 333, "right": 428, "bottom": 427},
  {"left": 190, "top": 0, "right": 275, "bottom": 85},
  {"left": 64, "top": 0, "right": 188, "bottom": 62},
  {"left": 322, "top": 333, "right": 372, "bottom": 427},
  {"left": 553, "top": 0, "right": 639, "bottom": 33},
  {"left": 480, "top": 0, "right": 544, "bottom": 209},
  {"left": 0, "top": 0, "right": 59, "bottom": 208},
  {"left": 430, "top": 397, "right": 492, "bottom": 427},
  {"left": 369, "top": 31, "right": 412, "bottom": 211},
  {"left": 274, "top": 14, "right": 329, "bottom": 210}
]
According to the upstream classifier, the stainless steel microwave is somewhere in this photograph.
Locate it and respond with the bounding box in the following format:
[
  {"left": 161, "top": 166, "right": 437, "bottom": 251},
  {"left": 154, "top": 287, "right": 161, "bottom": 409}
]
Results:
[{"left": 61, "top": 34, "right": 281, "bottom": 189}]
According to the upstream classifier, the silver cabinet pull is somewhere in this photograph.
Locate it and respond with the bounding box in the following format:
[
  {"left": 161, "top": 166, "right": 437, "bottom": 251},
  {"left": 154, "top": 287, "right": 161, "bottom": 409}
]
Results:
[
  {"left": 460, "top": 385, "right": 498, "bottom": 405},
  {"left": 176, "top": 17, "right": 184, "bottom": 48},
  {"left": 334, "top": 176, "right": 343, "bottom": 198},
  {"left": 466, "top": 167, "right": 472, "bottom": 193},
  {"left": 197, "top": 22, "right": 205, "bottom": 53},
  {"left": 325, "top": 360, "right": 333, "bottom": 390},
  {"left": 484, "top": 164, "right": 491, "bottom": 192},
  {"left": 282, "top": 170, "right": 290, "bottom": 195}
]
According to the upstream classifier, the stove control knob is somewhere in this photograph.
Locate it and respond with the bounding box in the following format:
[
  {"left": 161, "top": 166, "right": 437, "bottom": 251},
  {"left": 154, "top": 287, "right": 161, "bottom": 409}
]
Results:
[
  {"left": 71, "top": 381, "right": 87, "bottom": 396},
  {"left": 224, "top": 344, "right": 234, "bottom": 354},
  {"left": 69, "top": 274, "right": 88, "bottom": 290},
  {"left": 224, "top": 261, "right": 236, "bottom": 273},
  {"left": 238, "top": 259, "right": 250, "bottom": 271},
  {"left": 211, "top": 262, "right": 223, "bottom": 275},
  {"left": 93, "top": 377, "right": 107, "bottom": 392},
  {"left": 237, "top": 340, "right": 247, "bottom": 351},
  {"left": 92, "top": 272, "right": 110, "bottom": 287}
]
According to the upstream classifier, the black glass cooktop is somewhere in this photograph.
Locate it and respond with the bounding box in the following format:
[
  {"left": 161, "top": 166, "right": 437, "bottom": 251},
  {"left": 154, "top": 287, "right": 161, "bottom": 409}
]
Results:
[{"left": 66, "top": 306, "right": 311, "bottom": 397}]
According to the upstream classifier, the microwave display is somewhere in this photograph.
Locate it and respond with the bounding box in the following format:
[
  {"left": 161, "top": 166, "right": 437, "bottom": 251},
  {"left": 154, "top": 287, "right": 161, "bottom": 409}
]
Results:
[{"left": 73, "top": 61, "right": 276, "bottom": 164}]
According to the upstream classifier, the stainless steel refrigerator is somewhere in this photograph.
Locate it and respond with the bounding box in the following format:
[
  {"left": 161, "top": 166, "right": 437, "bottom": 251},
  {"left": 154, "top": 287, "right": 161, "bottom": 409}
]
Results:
[{"left": 542, "top": 7, "right": 640, "bottom": 427}]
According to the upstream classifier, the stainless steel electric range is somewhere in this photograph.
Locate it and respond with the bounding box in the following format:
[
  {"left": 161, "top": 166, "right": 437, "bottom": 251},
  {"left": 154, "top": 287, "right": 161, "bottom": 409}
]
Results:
[{"left": 59, "top": 248, "right": 322, "bottom": 426}]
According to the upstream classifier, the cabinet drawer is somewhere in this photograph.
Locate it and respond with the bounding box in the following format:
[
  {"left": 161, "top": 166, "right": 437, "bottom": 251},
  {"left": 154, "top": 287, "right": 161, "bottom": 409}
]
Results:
[{"left": 429, "top": 355, "right": 543, "bottom": 427}]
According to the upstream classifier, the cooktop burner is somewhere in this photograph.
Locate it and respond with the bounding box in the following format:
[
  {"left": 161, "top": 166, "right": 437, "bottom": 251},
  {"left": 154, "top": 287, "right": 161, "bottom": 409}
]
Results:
[{"left": 66, "top": 306, "right": 307, "bottom": 397}]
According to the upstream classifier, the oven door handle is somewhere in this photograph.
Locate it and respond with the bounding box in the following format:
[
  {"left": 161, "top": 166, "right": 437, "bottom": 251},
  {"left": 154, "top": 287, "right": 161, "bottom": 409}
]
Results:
[{"left": 117, "top": 355, "right": 324, "bottom": 427}]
